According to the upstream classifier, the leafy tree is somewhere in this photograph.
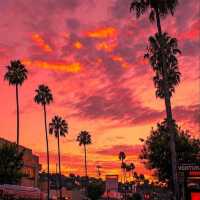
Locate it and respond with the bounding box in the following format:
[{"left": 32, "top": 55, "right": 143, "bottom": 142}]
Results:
[
  {"left": 130, "top": 0, "right": 180, "bottom": 197},
  {"left": 34, "top": 84, "right": 53, "bottom": 200},
  {"left": 140, "top": 120, "right": 200, "bottom": 188},
  {"left": 0, "top": 143, "right": 24, "bottom": 184},
  {"left": 86, "top": 180, "right": 105, "bottom": 200},
  {"left": 77, "top": 131, "right": 92, "bottom": 177},
  {"left": 49, "top": 115, "right": 68, "bottom": 200},
  {"left": 4, "top": 60, "right": 28, "bottom": 146}
]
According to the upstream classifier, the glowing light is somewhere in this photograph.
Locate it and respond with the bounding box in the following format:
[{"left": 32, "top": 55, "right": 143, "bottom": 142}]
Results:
[
  {"left": 86, "top": 27, "right": 117, "bottom": 39},
  {"left": 31, "top": 33, "right": 53, "bottom": 53},
  {"left": 22, "top": 60, "right": 81, "bottom": 73}
]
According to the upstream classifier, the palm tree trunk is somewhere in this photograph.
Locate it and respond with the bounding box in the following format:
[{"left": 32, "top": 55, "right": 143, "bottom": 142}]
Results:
[
  {"left": 155, "top": 9, "right": 179, "bottom": 200},
  {"left": 84, "top": 144, "right": 87, "bottom": 177},
  {"left": 16, "top": 84, "right": 19, "bottom": 146},
  {"left": 57, "top": 133, "right": 63, "bottom": 200},
  {"left": 43, "top": 104, "right": 50, "bottom": 200},
  {"left": 121, "top": 161, "right": 124, "bottom": 183}
]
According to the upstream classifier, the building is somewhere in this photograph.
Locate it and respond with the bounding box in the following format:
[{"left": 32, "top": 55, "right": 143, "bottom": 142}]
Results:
[
  {"left": 0, "top": 137, "right": 41, "bottom": 188},
  {"left": 103, "top": 175, "right": 122, "bottom": 199}
]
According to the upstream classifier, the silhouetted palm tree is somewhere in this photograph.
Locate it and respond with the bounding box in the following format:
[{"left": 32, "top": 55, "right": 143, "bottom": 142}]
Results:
[
  {"left": 145, "top": 32, "right": 181, "bottom": 98},
  {"left": 4, "top": 60, "right": 28, "bottom": 146},
  {"left": 34, "top": 84, "right": 53, "bottom": 200},
  {"left": 49, "top": 115, "right": 68, "bottom": 200},
  {"left": 77, "top": 131, "right": 92, "bottom": 177},
  {"left": 96, "top": 165, "right": 101, "bottom": 178},
  {"left": 130, "top": 163, "right": 135, "bottom": 181},
  {"left": 130, "top": 1, "right": 179, "bottom": 197},
  {"left": 119, "top": 152, "right": 126, "bottom": 182},
  {"left": 121, "top": 162, "right": 127, "bottom": 183}
]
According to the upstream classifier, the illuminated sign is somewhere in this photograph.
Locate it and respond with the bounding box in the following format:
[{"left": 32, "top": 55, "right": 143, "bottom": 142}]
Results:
[
  {"left": 189, "top": 171, "right": 200, "bottom": 177},
  {"left": 177, "top": 163, "right": 200, "bottom": 172}
]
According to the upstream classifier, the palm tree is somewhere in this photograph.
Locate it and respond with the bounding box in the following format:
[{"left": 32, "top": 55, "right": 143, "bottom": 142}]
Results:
[
  {"left": 77, "top": 131, "right": 92, "bottom": 178},
  {"left": 145, "top": 33, "right": 181, "bottom": 98},
  {"left": 34, "top": 84, "right": 53, "bottom": 200},
  {"left": 49, "top": 115, "right": 68, "bottom": 200},
  {"left": 4, "top": 60, "right": 28, "bottom": 146},
  {"left": 96, "top": 165, "right": 101, "bottom": 178},
  {"left": 130, "top": 163, "right": 135, "bottom": 181},
  {"left": 130, "top": 1, "right": 180, "bottom": 197},
  {"left": 121, "top": 162, "right": 127, "bottom": 183},
  {"left": 119, "top": 152, "right": 126, "bottom": 183}
]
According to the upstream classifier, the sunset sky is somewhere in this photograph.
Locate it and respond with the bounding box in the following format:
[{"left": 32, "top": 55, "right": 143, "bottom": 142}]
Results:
[{"left": 0, "top": 0, "right": 199, "bottom": 179}]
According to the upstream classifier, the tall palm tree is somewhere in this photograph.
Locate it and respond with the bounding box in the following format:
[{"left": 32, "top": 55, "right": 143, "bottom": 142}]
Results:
[
  {"left": 4, "top": 60, "right": 28, "bottom": 146},
  {"left": 145, "top": 33, "right": 181, "bottom": 98},
  {"left": 34, "top": 84, "right": 53, "bottom": 200},
  {"left": 49, "top": 115, "right": 68, "bottom": 200},
  {"left": 77, "top": 131, "right": 92, "bottom": 178},
  {"left": 119, "top": 152, "right": 126, "bottom": 183},
  {"left": 130, "top": 1, "right": 179, "bottom": 197}
]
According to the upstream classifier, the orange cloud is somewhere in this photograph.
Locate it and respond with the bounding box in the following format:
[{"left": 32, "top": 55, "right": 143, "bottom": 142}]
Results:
[
  {"left": 86, "top": 27, "right": 117, "bottom": 39},
  {"left": 22, "top": 59, "right": 81, "bottom": 73},
  {"left": 73, "top": 41, "right": 83, "bottom": 49},
  {"left": 31, "top": 33, "right": 53, "bottom": 53},
  {"left": 112, "top": 55, "right": 130, "bottom": 68},
  {"left": 96, "top": 41, "right": 117, "bottom": 52}
]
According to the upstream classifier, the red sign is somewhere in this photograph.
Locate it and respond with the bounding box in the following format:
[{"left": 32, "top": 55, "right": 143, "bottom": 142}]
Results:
[
  {"left": 191, "top": 192, "right": 200, "bottom": 200},
  {"left": 189, "top": 171, "right": 200, "bottom": 177}
]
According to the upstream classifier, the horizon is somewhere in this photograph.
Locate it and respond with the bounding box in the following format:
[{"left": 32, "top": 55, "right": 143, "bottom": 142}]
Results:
[{"left": 0, "top": 0, "right": 199, "bottom": 180}]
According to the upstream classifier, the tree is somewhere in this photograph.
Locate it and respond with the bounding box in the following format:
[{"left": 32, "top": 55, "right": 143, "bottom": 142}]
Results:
[
  {"left": 0, "top": 143, "right": 24, "bottom": 184},
  {"left": 4, "top": 60, "right": 28, "bottom": 146},
  {"left": 119, "top": 151, "right": 126, "bottom": 163},
  {"left": 140, "top": 120, "right": 200, "bottom": 188},
  {"left": 49, "top": 115, "right": 68, "bottom": 200},
  {"left": 145, "top": 32, "right": 181, "bottom": 98},
  {"left": 86, "top": 180, "right": 105, "bottom": 200},
  {"left": 96, "top": 165, "right": 101, "bottom": 178},
  {"left": 76, "top": 131, "right": 92, "bottom": 178},
  {"left": 119, "top": 152, "right": 126, "bottom": 182},
  {"left": 130, "top": 0, "right": 180, "bottom": 197},
  {"left": 34, "top": 84, "right": 53, "bottom": 200},
  {"left": 130, "top": 163, "right": 135, "bottom": 181}
]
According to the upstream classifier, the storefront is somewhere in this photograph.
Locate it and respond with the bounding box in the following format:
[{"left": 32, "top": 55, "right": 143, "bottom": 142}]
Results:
[{"left": 178, "top": 163, "right": 200, "bottom": 200}]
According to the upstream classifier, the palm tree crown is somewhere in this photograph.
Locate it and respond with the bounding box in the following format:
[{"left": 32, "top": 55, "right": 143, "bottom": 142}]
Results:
[
  {"left": 130, "top": 0, "right": 179, "bottom": 22},
  {"left": 4, "top": 60, "right": 28, "bottom": 85},
  {"left": 49, "top": 116, "right": 68, "bottom": 137},
  {"left": 130, "top": 163, "right": 135, "bottom": 171},
  {"left": 34, "top": 84, "right": 53, "bottom": 105},
  {"left": 77, "top": 131, "right": 92, "bottom": 146},
  {"left": 119, "top": 151, "right": 126, "bottom": 162},
  {"left": 145, "top": 32, "right": 181, "bottom": 98}
]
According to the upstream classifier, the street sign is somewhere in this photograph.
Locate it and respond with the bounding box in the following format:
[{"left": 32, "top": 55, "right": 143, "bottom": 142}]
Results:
[{"left": 177, "top": 163, "right": 200, "bottom": 172}]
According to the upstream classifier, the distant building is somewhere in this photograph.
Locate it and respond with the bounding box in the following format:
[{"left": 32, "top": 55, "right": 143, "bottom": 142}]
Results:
[
  {"left": 104, "top": 175, "right": 121, "bottom": 199},
  {"left": 0, "top": 138, "right": 41, "bottom": 188}
]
